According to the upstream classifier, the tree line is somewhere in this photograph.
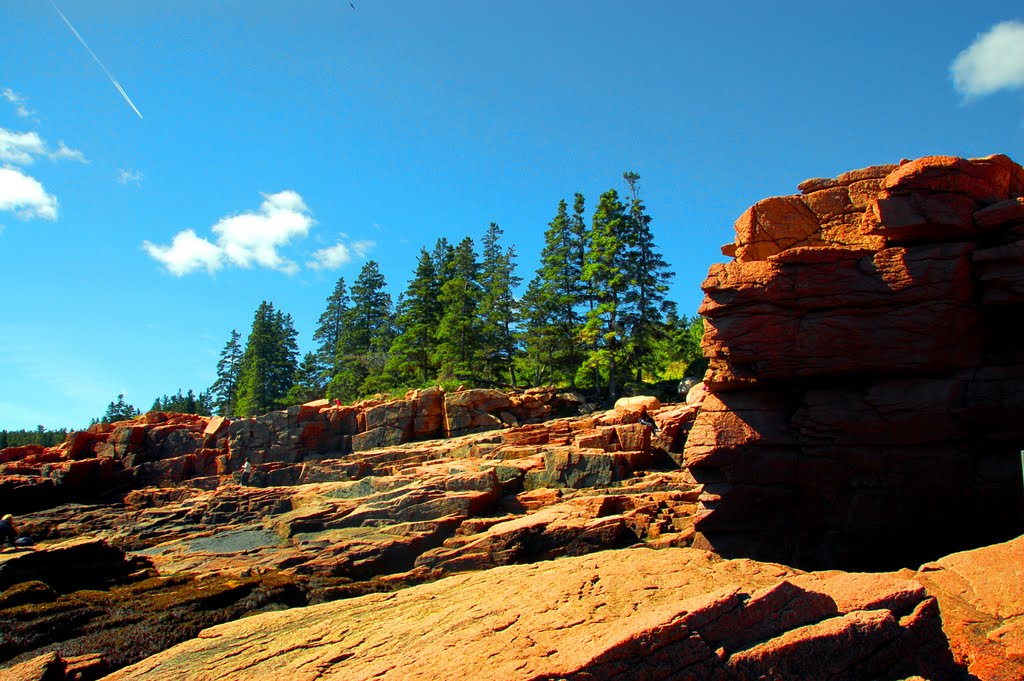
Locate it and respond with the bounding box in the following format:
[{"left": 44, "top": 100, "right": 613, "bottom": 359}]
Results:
[
  {"left": 207, "top": 172, "right": 707, "bottom": 418},
  {"left": 72, "top": 172, "right": 706, "bottom": 425}
]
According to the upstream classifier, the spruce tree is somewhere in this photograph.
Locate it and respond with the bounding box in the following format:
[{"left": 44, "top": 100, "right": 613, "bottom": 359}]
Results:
[
  {"left": 479, "top": 223, "right": 521, "bottom": 386},
  {"left": 329, "top": 261, "right": 394, "bottom": 400},
  {"left": 285, "top": 351, "right": 326, "bottom": 405},
  {"left": 234, "top": 302, "right": 299, "bottom": 416},
  {"left": 581, "top": 188, "right": 630, "bottom": 398},
  {"left": 522, "top": 198, "right": 587, "bottom": 388},
  {"left": 435, "top": 236, "right": 482, "bottom": 380},
  {"left": 387, "top": 248, "right": 442, "bottom": 385},
  {"left": 313, "top": 277, "right": 349, "bottom": 382},
  {"left": 102, "top": 394, "right": 140, "bottom": 423},
  {"left": 621, "top": 171, "right": 674, "bottom": 382},
  {"left": 210, "top": 329, "right": 243, "bottom": 416}
]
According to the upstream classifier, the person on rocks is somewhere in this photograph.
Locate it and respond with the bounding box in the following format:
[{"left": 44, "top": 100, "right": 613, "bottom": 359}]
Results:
[
  {"left": 638, "top": 405, "right": 660, "bottom": 434},
  {"left": 0, "top": 514, "right": 18, "bottom": 547},
  {"left": 240, "top": 460, "right": 252, "bottom": 486}
]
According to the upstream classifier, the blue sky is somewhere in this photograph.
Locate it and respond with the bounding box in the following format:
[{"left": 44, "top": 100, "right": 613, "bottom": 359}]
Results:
[{"left": 2, "top": 1, "right": 1023, "bottom": 430}]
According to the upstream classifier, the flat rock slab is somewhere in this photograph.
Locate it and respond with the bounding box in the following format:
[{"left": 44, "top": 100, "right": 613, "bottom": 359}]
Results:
[
  {"left": 913, "top": 534, "right": 1024, "bottom": 681},
  {"left": 107, "top": 546, "right": 956, "bottom": 681}
]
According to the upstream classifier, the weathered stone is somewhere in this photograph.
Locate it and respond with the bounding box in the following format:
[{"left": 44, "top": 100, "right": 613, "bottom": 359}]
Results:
[
  {"left": 687, "top": 153, "right": 1024, "bottom": 570},
  {"left": 104, "top": 547, "right": 960, "bottom": 681}
]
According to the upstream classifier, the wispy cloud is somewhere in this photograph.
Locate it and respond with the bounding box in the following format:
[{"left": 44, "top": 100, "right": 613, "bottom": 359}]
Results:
[
  {"left": 143, "top": 190, "right": 316, "bottom": 276},
  {"left": 0, "top": 127, "right": 86, "bottom": 166},
  {"left": 307, "top": 239, "right": 375, "bottom": 270},
  {"left": 50, "top": 140, "right": 87, "bottom": 163},
  {"left": 117, "top": 168, "right": 143, "bottom": 186},
  {"left": 951, "top": 20, "right": 1024, "bottom": 98},
  {"left": 0, "top": 166, "right": 58, "bottom": 220},
  {"left": 1, "top": 88, "right": 35, "bottom": 119}
]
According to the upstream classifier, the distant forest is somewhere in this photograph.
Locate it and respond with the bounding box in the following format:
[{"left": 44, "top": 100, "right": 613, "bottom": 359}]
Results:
[{"left": 8, "top": 172, "right": 707, "bottom": 438}]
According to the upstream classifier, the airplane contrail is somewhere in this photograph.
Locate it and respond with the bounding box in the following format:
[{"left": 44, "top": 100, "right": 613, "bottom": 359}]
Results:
[{"left": 49, "top": 0, "right": 143, "bottom": 119}]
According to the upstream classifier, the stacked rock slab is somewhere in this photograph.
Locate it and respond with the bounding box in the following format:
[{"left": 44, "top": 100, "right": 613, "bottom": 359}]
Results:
[{"left": 685, "top": 154, "right": 1024, "bottom": 571}]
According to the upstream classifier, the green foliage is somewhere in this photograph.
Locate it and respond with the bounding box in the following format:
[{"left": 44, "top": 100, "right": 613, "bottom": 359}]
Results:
[
  {"left": 478, "top": 223, "right": 522, "bottom": 386},
  {"left": 620, "top": 171, "right": 674, "bottom": 383},
  {"left": 326, "top": 261, "right": 394, "bottom": 403},
  {"left": 581, "top": 188, "right": 631, "bottom": 397},
  {"left": 151, "top": 389, "right": 213, "bottom": 415},
  {"left": 284, "top": 352, "right": 326, "bottom": 405},
  {"left": 234, "top": 301, "right": 299, "bottom": 416},
  {"left": 0, "top": 426, "right": 68, "bottom": 449},
  {"left": 386, "top": 248, "right": 442, "bottom": 386},
  {"left": 312, "top": 277, "right": 349, "bottom": 381},
  {"left": 521, "top": 198, "right": 588, "bottom": 388},
  {"left": 435, "top": 237, "right": 483, "bottom": 380},
  {"left": 196, "top": 171, "right": 698, "bottom": 412},
  {"left": 101, "top": 394, "right": 141, "bottom": 423},
  {"left": 209, "top": 329, "right": 243, "bottom": 416}
]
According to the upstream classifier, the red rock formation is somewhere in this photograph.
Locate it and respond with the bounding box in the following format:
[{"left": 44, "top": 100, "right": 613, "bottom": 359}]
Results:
[
  {"left": 686, "top": 154, "right": 1024, "bottom": 570},
  {"left": 101, "top": 547, "right": 964, "bottom": 681},
  {"left": 0, "top": 388, "right": 590, "bottom": 514}
]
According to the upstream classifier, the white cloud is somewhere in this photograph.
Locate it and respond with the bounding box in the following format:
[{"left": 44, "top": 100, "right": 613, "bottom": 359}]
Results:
[
  {"left": 0, "top": 129, "right": 46, "bottom": 165},
  {"left": 117, "top": 168, "right": 143, "bottom": 186},
  {"left": 1, "top": 88, "right": 35, "bottom": 119},
  {"left": 144, "top": 190, "right": 316, "bottom": 276},
  {"left": 50, "top": 140, "right": 87, "bottom": 163},
  {"left": 308, "top": 239, "right": 375, "bottom": 270},
  {"left": 0, "top": 128, "right": 86, "bottom": 165},
  {"left": 143, "top": 229, "right": 222, "bottom": 276},
  {"left": 952, "top": 20, "right": 1024, "bottom": 98},
  {"left": 0, "top": 166, "right": 58, "bottom": 220}
]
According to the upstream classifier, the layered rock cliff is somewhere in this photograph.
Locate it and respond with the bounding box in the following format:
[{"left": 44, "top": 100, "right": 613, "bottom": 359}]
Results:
[{"left": 686, "top": 154, "right": 1024, "bottom": 571}]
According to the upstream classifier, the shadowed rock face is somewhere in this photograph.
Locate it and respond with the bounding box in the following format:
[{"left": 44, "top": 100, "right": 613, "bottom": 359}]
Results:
[{"left": 687, "top": 154, "right": 1024, "bottom": 571}]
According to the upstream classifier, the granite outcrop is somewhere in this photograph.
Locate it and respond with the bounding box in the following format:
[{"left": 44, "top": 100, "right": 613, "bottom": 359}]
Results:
[{"left": 686, "top": 154, "right": 1024, "bottom": 571}]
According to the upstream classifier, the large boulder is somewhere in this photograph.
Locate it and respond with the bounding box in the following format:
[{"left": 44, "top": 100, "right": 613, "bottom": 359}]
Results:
[{"left": 688, "top": 154, "right": 1024, "bottom": 570}]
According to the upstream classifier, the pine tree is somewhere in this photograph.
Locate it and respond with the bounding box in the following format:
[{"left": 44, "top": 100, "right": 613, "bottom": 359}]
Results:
[
  {"left": 387, "top": 248, "right": 442, "bottom": 385},
  {"left": 101, "top": 394, "right": 140, "bottom": 423},
  {"left": 435, "top": 236, "right": 482, "bottom": 380},
  {"left": 210, "top": 329, "right": 243, "bottom": 416},
  {"left": 328, "top": 261, "right": 394, "bottom": 401},
  {"left": 313, "top": 277, "right": 350, "bottom": 382},
  {"left": 285, "top": 351, "right": 326, "bottom": 405},
  {"left": 234, "top": 302, "right": 299, "bottom": 416},
  {"left": 621, "top": 171, "right": 674, "bottom": 382},
  {"left": 479, "top": 223, "right": 522, "bottom": 386},
  {"left": 522, "top": 198, "right": 587, "bottom": 388},
  {"left": 581, "top": 188, "right": 631, "bottom": 398}
]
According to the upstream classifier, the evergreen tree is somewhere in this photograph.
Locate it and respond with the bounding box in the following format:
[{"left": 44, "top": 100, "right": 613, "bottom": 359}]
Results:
[
  {"left": 432, "top": 237, "right": 456, "bottom": 283},
  {"left": 435, "top": 236, "right": 482, "bottom": 380},
  {"left": 210, "top": 329, "right": 243, "bottom": 416},
  {"left": 387, "top": 248, "right": 442, "bottom": 385},
  {"left": 479, "top": 223, "right": 522, "bottom": 386},
  {"left": 581, "top": 188, "right": 631, "bottom": 398},
  {"left": 328, "top": 261, "right": 394, "bottom": 401},
  {"left": 285, "top": 351, "right": 327, "bottom": 405},
  {"left": 234, "top": 302, "right": 299, "bottom": 416},
  {"left": 522, "top": 198, "right": 587, "bottom": 388},
  {"left": 102, "top": 394, "right": 140, "bottom": 423},
  {"left": 313, "top": 277, "right": 349, "bottom": 381},
  {"left": 621, "top": 171, "right": 674, "bottom": 382},
  {"left": 152, "top": 389, "right": 213, "bottom": 415}
]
